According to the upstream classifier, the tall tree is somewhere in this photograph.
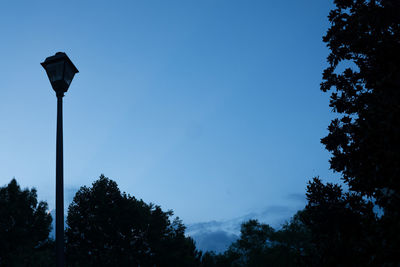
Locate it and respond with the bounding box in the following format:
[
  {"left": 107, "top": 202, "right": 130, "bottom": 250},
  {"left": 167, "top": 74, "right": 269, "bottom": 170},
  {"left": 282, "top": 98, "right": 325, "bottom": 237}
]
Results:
[
  {"left": 65, "top": 175, "right": 200, "bottom": 266},
  {"left": 321, "top": 0, "right": 400, "bottom": 213},
  {"left": 320, "top": 0, "right": 400, "bottom": 263},
  {"left": 0, "top": 179, "right": 53, "bottom": 266}
]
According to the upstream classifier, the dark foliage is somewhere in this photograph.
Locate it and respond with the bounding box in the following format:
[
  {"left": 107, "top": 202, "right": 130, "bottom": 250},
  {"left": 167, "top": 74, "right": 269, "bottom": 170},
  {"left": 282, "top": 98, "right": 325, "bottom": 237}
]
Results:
[
  {"left": 320, "top": 0, "right": 400, "bottom": 264},
  {"left": 321, "top": 0, "right": 400, "bottom": 215},
  {"left": 0, "top": 179, "right": 53, "bottom": 266},
  {"left": 301, "top": 178, "right": 377, "bottom": 266},
  {"left": 200, "top": 216, "right": 312, "bottom": 267},
  {"left": 65, "top": 174, "right": 201, "bottom": 266}
]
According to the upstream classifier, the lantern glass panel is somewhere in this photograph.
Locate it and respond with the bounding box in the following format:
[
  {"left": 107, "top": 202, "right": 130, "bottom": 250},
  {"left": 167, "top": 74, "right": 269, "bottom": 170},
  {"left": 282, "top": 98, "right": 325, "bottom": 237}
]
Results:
[
  {"left": 45, "top": 61, "right": 65, "bottom": 83},
  {"left": 64, "top": 62, "right": 76, "bottom": 86}
]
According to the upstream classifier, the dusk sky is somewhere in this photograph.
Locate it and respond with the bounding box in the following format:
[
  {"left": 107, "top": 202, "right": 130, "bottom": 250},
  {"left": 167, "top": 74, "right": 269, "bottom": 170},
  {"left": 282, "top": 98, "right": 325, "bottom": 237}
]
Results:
[{"left": 0, "top": 0, "right": 337, "bottom": 227}]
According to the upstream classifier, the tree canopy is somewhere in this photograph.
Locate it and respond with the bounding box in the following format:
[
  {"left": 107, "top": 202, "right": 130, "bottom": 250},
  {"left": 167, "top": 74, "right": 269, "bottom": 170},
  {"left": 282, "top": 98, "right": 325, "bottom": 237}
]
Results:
[
  {"left": 0, "top": 179, "right": 53, "bottom": 266},
  {"left": 66, "top": 174, "right": 200, "bottom": 266},
  {"left": 321, "top": 0, "right": 400, "bottom": 212},
  {"left": 200, "top": 215, "right": 312, "bottom": 267},
  {"left": 320, "top": 0, "right": 400, "bottom": 263},
  {"left": 300, "top": 178, "right": 377, "bottom": 266}
]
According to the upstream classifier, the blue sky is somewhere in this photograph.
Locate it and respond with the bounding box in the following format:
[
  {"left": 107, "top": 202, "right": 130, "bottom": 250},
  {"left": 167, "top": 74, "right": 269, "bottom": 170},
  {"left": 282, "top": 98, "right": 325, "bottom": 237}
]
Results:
[{"left": 0, "top": 0, "right": 337, "bottom": 225}]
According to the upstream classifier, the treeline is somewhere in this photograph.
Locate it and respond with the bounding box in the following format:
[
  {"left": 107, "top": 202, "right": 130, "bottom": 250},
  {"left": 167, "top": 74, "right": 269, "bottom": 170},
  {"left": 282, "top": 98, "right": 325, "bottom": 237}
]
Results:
[
  {"left": 1, "top": 0, "right": 399, "bottom": 265},
  {"left": 200, "top": 178, "right": 379, "bottom": 266},
  {"left": 0, "top": 176, "right": 201, "bottom": 266},
  {"left": 0, "top": 173, "right": 395, "bottom": 266}
]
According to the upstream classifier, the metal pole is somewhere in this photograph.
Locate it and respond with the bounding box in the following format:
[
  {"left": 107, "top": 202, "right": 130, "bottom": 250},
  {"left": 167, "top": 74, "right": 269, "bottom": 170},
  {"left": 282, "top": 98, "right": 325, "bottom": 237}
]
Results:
[{"left": 56, "top": 95, "right": 64, "bottom": 267}]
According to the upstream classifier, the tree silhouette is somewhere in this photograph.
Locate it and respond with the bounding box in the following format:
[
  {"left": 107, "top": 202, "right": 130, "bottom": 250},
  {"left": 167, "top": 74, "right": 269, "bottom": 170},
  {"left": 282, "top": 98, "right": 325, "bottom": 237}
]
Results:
[
  {"left": 200, "top": 216, "right": 312, "bottom": 267},
  {"left": 321, "top": 0, "right": 400, "bottom": 217},
  {"left": 320, "top": 0, "right": 400, "bottom": 263},
  {"left": 65, "top": 174, "right": 200, "bottom": 266},
  {"left": 300, "top": 178, "right": 377, "bottom": 266},
  {"left": 0, "top": 179, "right": 53, "bottom": 266},
  {"left": 227, "top": 219, "right": 275, "bottom": 266}
]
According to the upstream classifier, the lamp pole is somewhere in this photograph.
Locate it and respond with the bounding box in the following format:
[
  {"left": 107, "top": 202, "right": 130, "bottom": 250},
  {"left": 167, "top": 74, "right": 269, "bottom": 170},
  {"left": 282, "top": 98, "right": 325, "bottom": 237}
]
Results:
[
  {"left": 41, "top": 52, "right": 78, "bottom": 267},
  {"left": 55, "top": 92, "right": 64, "bottom": 267}
]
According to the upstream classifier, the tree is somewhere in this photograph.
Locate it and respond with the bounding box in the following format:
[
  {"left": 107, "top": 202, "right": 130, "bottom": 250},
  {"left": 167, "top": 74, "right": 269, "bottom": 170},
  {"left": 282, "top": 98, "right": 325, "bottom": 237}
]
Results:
[
  {"left": 0, "top": 179, "right": 53, "bottom": 266},
  {"left": 228, "top": 220, "right": 275, "bottom": 266},
  {"left": 65, "top": 174, "right": 200, "bottom": 266},
  {"left": 321, "top": 0, "right": 400, "bottom": 215},
  {"left": 300, "top": 178, "right": 377, "bottom": 266},
  {"left": 205, "top": 217, "right": 311, "bottom": 267},
  {"left": 320, "top": 0, "right": 400, "bottom": 263},
  {"left": 271, "top": 211, "right": 312, "bottom": 266}
]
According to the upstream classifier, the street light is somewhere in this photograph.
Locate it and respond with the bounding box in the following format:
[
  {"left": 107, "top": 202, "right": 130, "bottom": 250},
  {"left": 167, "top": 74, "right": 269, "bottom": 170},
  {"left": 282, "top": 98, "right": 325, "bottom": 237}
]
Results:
[{"left": 41, "top": 52, "right": 78, "bottom": 267}]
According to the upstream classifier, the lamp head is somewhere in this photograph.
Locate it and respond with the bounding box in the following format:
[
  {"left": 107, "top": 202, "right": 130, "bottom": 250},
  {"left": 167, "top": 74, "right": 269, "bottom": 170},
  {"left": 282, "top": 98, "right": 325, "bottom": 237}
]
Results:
[{"left": 41, "top": 52, "right": 79, "bottom": 97}]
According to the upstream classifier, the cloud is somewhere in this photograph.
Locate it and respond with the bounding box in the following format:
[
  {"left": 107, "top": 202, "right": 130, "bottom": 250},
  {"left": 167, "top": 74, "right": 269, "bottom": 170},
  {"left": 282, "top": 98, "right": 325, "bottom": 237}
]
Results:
[
  {"left": 286, "top": 192, "right": 306, "bottom": 203},
  {"left": 65, "top": 186, "right": 80, "bottom": 204},
  {"left": 191, "top": 231, "right": 238, "bottom": 253},
  {"left": 259, "top": 205, "right": 291, "bottom": 216},
  {"left": 187, "top": 203, "right": 304, "bottom": 252}
]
